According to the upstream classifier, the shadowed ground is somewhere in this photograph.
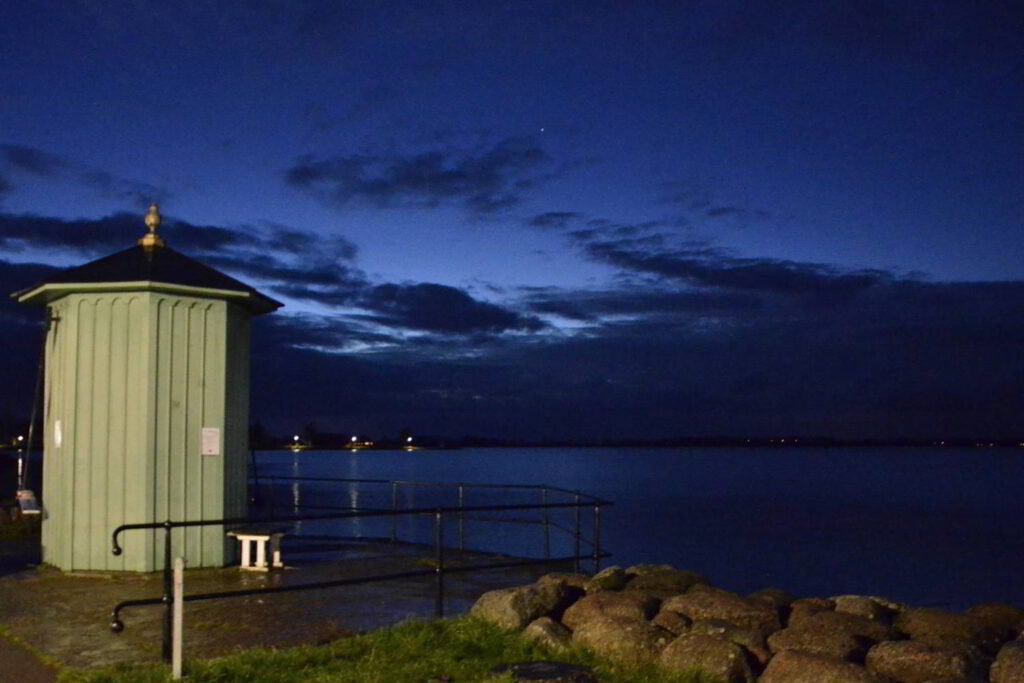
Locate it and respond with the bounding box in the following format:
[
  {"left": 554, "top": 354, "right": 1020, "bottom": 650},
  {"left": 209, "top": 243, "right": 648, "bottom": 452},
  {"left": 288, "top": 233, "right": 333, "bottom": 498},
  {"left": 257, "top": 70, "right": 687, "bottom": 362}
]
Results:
[{"left": 0, "top": 535, "right": 560, "bottom": 674}]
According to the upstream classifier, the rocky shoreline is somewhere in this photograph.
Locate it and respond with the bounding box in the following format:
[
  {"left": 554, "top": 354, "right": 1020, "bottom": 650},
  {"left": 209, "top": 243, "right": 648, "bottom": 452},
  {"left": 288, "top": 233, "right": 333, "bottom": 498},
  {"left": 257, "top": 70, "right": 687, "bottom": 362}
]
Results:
[{"left": 470, "top": 564, "right": 1024, "bottom": 682}]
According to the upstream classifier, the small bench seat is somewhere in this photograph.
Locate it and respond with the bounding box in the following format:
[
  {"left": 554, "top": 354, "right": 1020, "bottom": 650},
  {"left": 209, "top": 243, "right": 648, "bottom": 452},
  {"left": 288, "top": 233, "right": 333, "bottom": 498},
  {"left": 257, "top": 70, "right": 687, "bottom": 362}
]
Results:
[{"left": 227, "top": 527, "right": 287, "bottom": 571}]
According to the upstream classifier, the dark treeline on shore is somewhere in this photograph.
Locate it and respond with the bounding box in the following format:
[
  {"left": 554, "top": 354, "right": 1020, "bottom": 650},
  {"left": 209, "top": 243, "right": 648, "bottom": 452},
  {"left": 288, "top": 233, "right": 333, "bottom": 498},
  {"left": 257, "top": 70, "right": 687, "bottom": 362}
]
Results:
[
  {"left": 2, "top": 415, "right": 1021, "bottom": 454},
  {"left": 246, "top": 428, "right": 1024, "bottom": 451}
]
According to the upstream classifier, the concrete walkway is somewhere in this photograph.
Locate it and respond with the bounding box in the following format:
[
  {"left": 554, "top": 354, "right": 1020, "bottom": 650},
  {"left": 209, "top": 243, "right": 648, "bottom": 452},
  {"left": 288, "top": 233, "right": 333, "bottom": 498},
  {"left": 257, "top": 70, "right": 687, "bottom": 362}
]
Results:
[
  {"left": 0, "top": 632, "right": 57, "bottom": 683},
  {"left": 0, "top": 535, "right": 560, "bottom": 674}
]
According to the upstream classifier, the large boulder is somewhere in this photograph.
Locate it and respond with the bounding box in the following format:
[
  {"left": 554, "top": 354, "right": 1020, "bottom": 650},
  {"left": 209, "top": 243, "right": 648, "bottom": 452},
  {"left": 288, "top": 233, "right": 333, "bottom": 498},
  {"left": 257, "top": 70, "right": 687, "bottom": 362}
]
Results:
[
  {"left": 532, "top": 575, "right": 586, "bottom": 621},
  {"left": 760, "top": 650, "right": 884, "bottom": 683},
  {"left": 570, "top": 615, "right": 671, "bottom": 663},
  {"left": 537, "top": 572, "right": 591, "bottom": 591},
  {"left": 832, "top": 595, "right": 896, "bottom": 623},
  {"left": 584, "top": 565, "right": 629, "bottom": 592},
  {"left": 561, "top": 591, "right": 660, "bottom": 631},
  {"left": 470, "top": 581, "right": 568, "bottom": 631},
  {"left": 522, "top": 616, "right": 572, "bottom": 652},
  {"left": 967, "top": 603, "right": 1024, "bottom": 640},
  {"left": 866, "top": 640, "right": 982, "bottom": 683},
  {"left": 750, "top": 587, "right": 797, "bottom": 624},
  {"left": 991, "top": 641, "right": 1024, "bottom": 683},
  {"left": 691, "top": 619, "right": 771, "bottom": 667},
  {"left": 749, "top": 587, "right": 797, "bottom": 610},
  {"left": 661, "top": 586, "right": 781, "bottom": 638},
  {"left": 788, "top": 597, "right": 836, "bottom": 626},
  {"left": 623, "top": 564, "right": 707, "bottom": 597},
  {"left": 895, "top": 607, "right": 1006, "bottom": 654},
  {"left": 797, "top": 610, "right": 896, "bottom": 645},
  {"left": 767, "top": 624, "right": 869, "bottom": 663},
  {"left": 659, "top": 633, "right": 755, "bottom": 683},
  {"left": 652, "top": 608, "right": 691, "bottom": 636}
]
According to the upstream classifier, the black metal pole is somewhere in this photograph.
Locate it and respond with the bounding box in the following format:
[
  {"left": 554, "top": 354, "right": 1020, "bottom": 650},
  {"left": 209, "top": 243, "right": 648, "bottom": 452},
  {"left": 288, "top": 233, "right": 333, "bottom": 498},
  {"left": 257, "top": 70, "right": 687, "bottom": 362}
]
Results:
[
  {"left": 434, "top": 510, "right": 444, "bottom": 618},
  {"left": 162, "top": 521, "right": 173, "bottom": 664},
  {"left": 592, "top": 505, "right": 601, "bottom": 574}
]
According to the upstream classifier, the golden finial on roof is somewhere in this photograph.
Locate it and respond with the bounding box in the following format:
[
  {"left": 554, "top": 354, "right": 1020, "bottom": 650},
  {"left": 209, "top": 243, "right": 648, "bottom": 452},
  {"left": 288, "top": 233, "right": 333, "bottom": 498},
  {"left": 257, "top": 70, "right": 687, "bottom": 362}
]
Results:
[{"left": 138, "top": 203, "right": 166, "bottom": 248}]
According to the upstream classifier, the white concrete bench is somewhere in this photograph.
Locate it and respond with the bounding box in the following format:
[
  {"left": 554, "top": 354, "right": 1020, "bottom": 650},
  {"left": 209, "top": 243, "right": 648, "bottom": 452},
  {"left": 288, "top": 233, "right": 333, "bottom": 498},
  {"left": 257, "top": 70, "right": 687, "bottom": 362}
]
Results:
[{"left": 227, "top": 528, "right": 286, "bottom": 571}]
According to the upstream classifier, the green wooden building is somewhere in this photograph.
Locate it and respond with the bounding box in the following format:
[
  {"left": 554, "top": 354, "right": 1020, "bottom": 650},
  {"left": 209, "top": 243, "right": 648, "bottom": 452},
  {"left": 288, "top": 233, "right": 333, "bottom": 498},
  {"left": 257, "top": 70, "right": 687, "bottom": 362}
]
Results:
[{"left": 13, "top": 206, "right": 281, "bottom": 571}]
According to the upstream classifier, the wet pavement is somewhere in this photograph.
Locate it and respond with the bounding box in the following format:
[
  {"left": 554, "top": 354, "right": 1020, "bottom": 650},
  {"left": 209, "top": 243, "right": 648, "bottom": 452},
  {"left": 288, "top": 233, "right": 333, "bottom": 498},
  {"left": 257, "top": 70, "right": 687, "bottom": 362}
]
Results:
[{"left": 0, "top": 535, "right": 562, "bottom": 672}]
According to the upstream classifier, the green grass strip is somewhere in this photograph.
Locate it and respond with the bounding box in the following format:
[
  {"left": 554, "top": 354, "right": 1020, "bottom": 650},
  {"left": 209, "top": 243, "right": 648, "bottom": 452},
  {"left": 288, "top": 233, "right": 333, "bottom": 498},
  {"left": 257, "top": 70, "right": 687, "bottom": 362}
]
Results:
[{"left": 59, "top": 617, "right": 717, "bottom": 683}]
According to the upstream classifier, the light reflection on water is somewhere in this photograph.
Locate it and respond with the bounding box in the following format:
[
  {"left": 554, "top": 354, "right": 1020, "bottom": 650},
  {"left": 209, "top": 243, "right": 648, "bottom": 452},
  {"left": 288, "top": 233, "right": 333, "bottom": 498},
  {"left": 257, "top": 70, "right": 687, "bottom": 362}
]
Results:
[{"left": 253, "top": 446, "right": 1024, "bottom": 610}]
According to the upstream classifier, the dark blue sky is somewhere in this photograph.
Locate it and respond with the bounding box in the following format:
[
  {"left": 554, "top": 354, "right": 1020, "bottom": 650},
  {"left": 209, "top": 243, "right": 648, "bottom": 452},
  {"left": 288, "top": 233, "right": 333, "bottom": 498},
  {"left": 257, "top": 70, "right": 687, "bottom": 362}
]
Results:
[{"left": 2, "top": 1, "right": 1022, "bottom": 440}]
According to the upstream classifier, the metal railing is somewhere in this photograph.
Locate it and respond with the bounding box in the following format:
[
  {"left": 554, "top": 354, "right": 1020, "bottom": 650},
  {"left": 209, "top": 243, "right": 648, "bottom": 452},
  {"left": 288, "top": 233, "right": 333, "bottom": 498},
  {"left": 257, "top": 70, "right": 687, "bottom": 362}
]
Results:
[
  {"left": 109, "top": 487, "right": 611, "bottom": 664},
  {"left": 251, "top": 475, "right": 599, "bottom": 558}
]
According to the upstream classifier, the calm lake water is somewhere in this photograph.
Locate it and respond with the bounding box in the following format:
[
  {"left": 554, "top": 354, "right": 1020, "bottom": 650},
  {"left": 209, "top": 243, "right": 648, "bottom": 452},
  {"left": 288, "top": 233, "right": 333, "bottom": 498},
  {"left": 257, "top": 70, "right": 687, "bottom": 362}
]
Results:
[{"left": 253, "top": 447, "right": 1024, "bottom": 610}]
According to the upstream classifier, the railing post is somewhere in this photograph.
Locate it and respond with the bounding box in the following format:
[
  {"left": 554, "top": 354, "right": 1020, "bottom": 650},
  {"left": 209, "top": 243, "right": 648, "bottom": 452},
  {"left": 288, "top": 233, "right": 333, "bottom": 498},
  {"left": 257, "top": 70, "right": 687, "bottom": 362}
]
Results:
[
  {"left": 162, "top": 520, "right": 173, "bottom": 664},
  {"left": 390, "top": 482, "right": 398, "bottom": 543},
  {"left": 457, "top": 485, "right": 465, "bottom": 552},
  {"left": 172, "top": 556, "right": 185, "bottom": 679},
  {"left": 434, "top": 510, "right": 445, "bottom": 618},
  {"left": 573, "top": 493, "right": 581, "bottom": 573},
  {"left": 592, "top": 505, "right": 601, "bottom": 574},
  {"left": 541, "top": 488, "right": 550, "bottom": 560}
]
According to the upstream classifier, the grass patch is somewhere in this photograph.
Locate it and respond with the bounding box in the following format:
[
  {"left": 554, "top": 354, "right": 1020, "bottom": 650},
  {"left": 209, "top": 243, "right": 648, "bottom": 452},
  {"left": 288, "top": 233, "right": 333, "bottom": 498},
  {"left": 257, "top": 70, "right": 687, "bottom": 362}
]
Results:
[{"left": 59, "top": 617, "right": 716, "bottom": 683}]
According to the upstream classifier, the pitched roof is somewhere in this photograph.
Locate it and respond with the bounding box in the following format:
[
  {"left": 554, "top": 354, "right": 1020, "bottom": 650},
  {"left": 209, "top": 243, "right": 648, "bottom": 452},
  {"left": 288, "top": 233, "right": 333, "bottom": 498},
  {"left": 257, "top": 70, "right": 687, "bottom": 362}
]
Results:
[{"left": 13, "top": 244, "right": 282, "bottom": 315}]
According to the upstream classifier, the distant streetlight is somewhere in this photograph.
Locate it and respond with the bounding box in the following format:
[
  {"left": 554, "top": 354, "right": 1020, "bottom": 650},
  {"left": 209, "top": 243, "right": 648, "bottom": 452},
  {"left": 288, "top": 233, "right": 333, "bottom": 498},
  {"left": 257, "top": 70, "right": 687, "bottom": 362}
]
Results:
[
  {"left": 293, "top": 435, "right": 300, "bottom": 442},
  {"left": 351, "top": 435, "right": 358, "bottom": 443},
  {"left": 406, "top": 436, "right": 413, "bottom": 443}
]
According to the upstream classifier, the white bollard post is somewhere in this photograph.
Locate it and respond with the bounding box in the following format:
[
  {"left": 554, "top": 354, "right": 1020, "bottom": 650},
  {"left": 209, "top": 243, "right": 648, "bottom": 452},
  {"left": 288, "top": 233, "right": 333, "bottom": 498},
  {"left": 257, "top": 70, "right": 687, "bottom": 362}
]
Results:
[{"left": 172, "top": 556, "right": 185, "bottom": 679}]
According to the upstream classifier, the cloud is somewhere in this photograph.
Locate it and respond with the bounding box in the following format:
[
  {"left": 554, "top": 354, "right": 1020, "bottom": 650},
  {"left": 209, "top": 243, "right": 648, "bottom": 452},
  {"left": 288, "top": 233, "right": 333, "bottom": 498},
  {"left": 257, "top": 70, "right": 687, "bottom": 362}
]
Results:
[
  {"left": 660, "top": 181, "right": 774, "bottom": 227},
  {"left": 0, "top": 211, "right": 370, "bottom": 313},
  {"left": 1, "top": 144, "right": 67, "bottom": 176},
  {"left": 0, "top": 212, "right": 250, "bottom": 256},
  {"left": 359, "top": 283, "right": 545, "bottom": 335},
  {"left": 5, "top": 234, "right": 1024, "bottom": 441},
  {"left": 285, "top": 136, "right": 549, "bottom": 214},
  {"left": 0, "top": 143, "right": 170, "bottom": 207},
  {"left": 580, "top": 236, "right": 890, "bottom": 295},
  {"left": 79, "top": 170, "right": 170, "bottom": 209},
  {"left": 527, "top": 211, "right": 584, "bottom": 229},
  {"left": 524, "top": 286, "right": 761, "bottom": 322},
  {"left": 242, "top": 274, "right": 1024, "bottom": 441},
  {"left": 706, "top": 206, "right": 744, "bottom": 218},
  {"left": 0, "top": 174, "right": 11, "bottom": 202},
  {"left": 1, "top": 211, "right": 542, "bottom": 341}
]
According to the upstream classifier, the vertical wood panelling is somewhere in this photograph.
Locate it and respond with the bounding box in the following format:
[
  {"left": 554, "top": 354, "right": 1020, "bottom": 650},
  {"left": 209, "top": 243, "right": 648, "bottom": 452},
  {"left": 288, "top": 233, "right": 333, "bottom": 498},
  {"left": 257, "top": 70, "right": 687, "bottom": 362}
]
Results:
[
  {"left": 204, "top": 303, "right": 229, "bottom": 557},
  {"left": 107, "top": 297, "right": 129, "bottom": 571},
  {"left": 153, "top": 296, "right": 171, "bottom": 569},
  {"left": 41, "top": 289, "right": 253, "bottom": 572},
  {"left": 42, "top": 299, "right": 67, "bottom": 567},
  {"left": 185, "top": 303, "right": 208, "bottom": 561},
  {"left": 61, "top": 298, "right": 78, "bottom": 570},
  {"left": 132, "top": 293, "right": 156, "bottom": 572},
  {"left": 72, "top": 299, "right": 95, "bottom": 568},
  {"left": 89, "top": 298, "right": 112, "bottom": 569}
]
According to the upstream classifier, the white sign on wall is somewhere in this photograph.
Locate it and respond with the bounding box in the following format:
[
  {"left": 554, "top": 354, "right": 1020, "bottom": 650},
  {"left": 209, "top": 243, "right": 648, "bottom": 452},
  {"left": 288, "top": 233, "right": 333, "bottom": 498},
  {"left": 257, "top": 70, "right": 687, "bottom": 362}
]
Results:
[{"left": 201, "top": 427, "right": 221, "bottom": 456}]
